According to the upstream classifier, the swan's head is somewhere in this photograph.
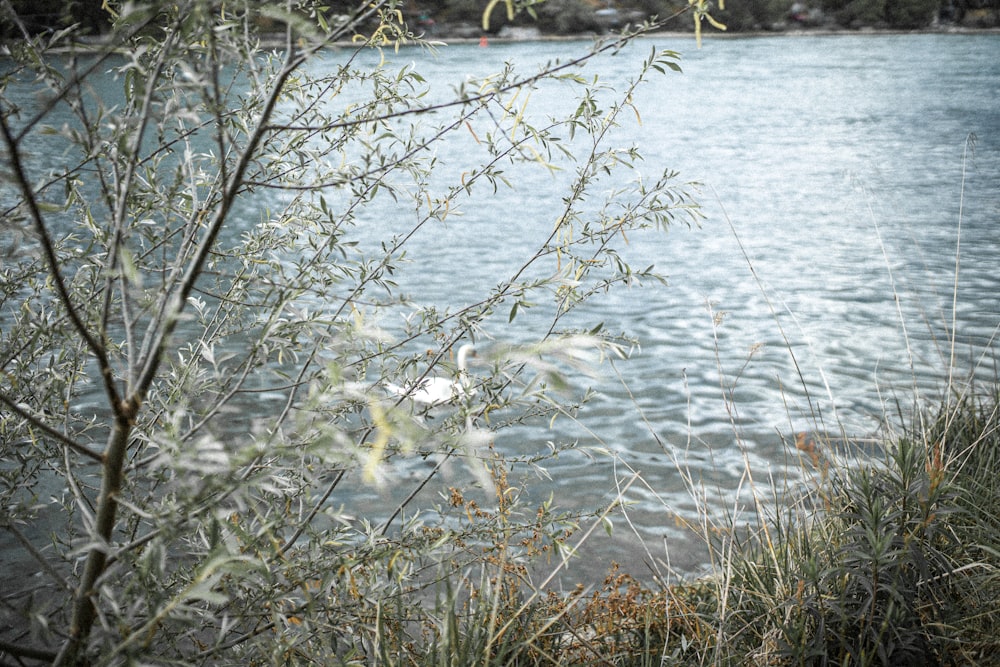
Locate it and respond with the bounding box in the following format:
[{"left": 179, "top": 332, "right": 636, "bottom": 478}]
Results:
[{"left": 455, "top": 343, "right": 478, "bottom": 370}]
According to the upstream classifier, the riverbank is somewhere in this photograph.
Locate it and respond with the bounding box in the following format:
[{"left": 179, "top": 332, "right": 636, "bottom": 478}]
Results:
[
  {"left": 402, "top": 22, "right": 1000, "bottom": 48},
  {"left": 412, "top": 21, "right": 1000, "bottom": 44},
  {"left": 244, "top": 22, "right": 1000, "bottom": 56},
  {"left": 12, "top": 11, "right": 998, "bottom": 55}
]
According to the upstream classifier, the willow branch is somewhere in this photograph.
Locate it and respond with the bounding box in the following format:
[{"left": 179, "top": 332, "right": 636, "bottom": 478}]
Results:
[
  {"left": 2, "top": 520, "right": 72, "bottom": 592},
  {"left": 0, "top": 392, "right": 103, "bottom": 462},
  {"left": 103, "top": 27, "right": 180, "bottom": 393},
  {"left": 55, "top": 30, "right": 320, "bottom": 667},
  {"left": 0, "top": 111, "right": 124, "bottom": 414},
  {"left": 131, "top": 49, "right": 312, "bottom": 404},
  {"left": 263, "top": 18, "right": 669, "bottom": 136}
]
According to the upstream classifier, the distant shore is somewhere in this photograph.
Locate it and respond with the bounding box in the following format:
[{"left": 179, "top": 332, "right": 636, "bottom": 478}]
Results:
[
  {"left": 454, "top": 24, "right": 998, "bottom": 40},
  {"left": 312, "top": 22, "right": 1000, "bottom": 50},
  {"left": 12, "top": 21, "right": 998, "bottom": 57},
  {"left": 258, "top": 22, "right": 1000, "bottom": 53}
]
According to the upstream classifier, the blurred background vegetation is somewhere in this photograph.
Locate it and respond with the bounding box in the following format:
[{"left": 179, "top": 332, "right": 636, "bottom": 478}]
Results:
[{"left": 3, "top": 0, "right": 998, "bottom": 39}]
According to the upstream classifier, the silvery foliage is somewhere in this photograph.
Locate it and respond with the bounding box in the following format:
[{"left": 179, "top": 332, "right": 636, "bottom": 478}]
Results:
[{"left": 0, "top": 1, "right": 699, "bottom": 663}]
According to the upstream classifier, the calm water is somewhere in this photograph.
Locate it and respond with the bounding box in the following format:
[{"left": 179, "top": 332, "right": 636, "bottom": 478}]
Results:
[{"left": 3, "top": 33, "right": 999, "bottom": 579}]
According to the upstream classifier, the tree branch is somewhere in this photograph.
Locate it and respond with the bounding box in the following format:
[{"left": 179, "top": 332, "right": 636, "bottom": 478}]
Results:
[
  {"left": 102, "top": 27, "right": 180, "bottom": 393},
  {"left": 132, "top": 46, "right": 314, "bottom": 404},
  {"left": 2, "top": 520, "right": 72, "bottom": 592},
  {"left": 0, "top": 111, "right": 124, "bottom": 415},
  {"left": 0, "top": 391, "right": 103, "bottom": 464}
]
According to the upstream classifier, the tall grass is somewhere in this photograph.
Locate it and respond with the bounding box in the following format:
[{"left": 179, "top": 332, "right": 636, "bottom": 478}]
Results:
[
  {"left": 713, "top": 394, "right": 1000, "bottom": 666},
  {"left": 348, "top": 385, "right": 1000, "bottom": 665},
  {"left": 338, "top": 378, "right": 1000, "bottom": 665},
  {"left": 684, "top": 140, "right": 1000, "bottom": 666}
]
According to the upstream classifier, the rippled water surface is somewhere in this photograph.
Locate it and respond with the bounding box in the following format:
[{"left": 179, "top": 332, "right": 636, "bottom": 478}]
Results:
[
  {"left": 4, "top": 33, "right": 999, "bottom": 579},
  {"left": 348, "top": 33, "right": 1000, "bottom": 575}
]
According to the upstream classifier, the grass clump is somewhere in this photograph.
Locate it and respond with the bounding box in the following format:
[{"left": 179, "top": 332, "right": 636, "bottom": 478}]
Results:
[
  {"left": 382, "top": 385, "right": 1000, "bottom": 666},
  {"left": 707, "top": 385, "right": 1000, "bottom": 666},
  {"left": 361, "top": 561, "right": 721, "bottom": 666}
]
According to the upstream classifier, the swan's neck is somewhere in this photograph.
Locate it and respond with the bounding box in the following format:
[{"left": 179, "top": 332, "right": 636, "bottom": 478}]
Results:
[{"left": 456, "top": 345, "right": 472, "bottom": 372}]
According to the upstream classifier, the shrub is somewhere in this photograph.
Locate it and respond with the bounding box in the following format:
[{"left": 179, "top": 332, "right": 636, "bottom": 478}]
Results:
[
  {"left": 0, "top": 1, "right": 702, "bottom": 664},
  {"left": 718, "top": 387, "right": 1000, "bottom": 666}
]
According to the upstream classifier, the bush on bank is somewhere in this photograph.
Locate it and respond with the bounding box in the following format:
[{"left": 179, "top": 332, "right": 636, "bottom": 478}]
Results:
[
  {"left": 1, "top": 1, "right": 696, "bottom": 664},
  {"left": 2, "top": 1, "right": 997, "bottom": 665},
  {"left": 711, "top": 387, "right": 1000, "bottom": 665},
  {"left": 322, "top": 384, "right": 1000, "bottom": 665}
]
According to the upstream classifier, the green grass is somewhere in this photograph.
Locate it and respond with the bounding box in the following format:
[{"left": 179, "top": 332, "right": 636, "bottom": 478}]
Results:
[{"left": 346, "top": 384, "right": 1000, "bottom": 666}]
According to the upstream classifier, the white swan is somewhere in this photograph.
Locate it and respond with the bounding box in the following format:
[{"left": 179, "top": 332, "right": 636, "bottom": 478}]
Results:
[{"left": 386, "top": 344, "right": 477, "bottom": 407}]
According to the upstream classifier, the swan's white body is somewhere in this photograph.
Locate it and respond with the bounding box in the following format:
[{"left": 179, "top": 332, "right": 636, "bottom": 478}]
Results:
[{"left": 386, "top": 344, "right": 477, "bottom": 407}]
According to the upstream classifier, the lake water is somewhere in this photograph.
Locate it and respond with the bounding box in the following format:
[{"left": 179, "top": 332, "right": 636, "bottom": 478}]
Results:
[
  {"left": 3, "top": 33, "right": 999, "bottom": 582},
  {"left": 332, "top": 32, "right": 1000, "bottom": 577}
]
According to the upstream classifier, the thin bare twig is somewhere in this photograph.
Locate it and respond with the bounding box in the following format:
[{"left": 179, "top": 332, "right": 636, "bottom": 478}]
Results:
[
  {"left": 0, "top": 112, "right": 124, "bottom": 414},
  {"left": 2, "top": 521, "right": 72, "bottom": 592},
  {"left": 0, "top": 390, "right": 103, "bottom": 462}
]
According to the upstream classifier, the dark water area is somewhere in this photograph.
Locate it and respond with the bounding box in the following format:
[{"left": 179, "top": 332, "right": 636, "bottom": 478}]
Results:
[{"left": 2, "top": 33, "right": 998, "bottom": 583}]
